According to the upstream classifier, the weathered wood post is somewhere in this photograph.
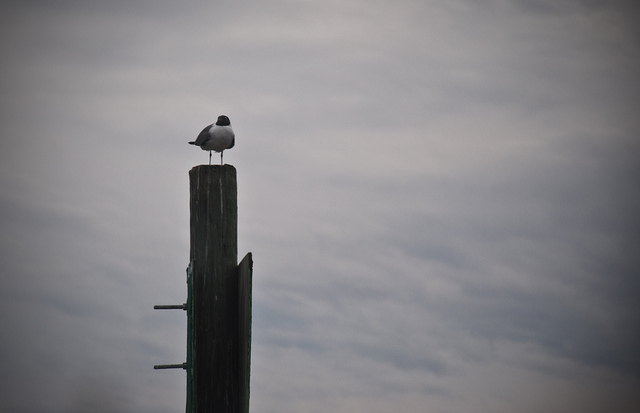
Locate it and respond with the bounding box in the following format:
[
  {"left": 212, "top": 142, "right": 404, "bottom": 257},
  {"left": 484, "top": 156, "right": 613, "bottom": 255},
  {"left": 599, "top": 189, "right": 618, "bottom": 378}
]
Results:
[
  {"left": 154, "top": 164, "right": 252, "bottom": 413},
  {"left": 189, "top": 164, "right": 252, "bottom": 413}
]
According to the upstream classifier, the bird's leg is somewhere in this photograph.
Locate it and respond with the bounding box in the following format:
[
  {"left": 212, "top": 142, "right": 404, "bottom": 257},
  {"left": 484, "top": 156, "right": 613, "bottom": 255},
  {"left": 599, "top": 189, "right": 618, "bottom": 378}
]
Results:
[
  {"left": 220, "top": 151, "right": 223, "bottom": 165},
  {"left": 209, "top": 151, "right": 212, "bottom": 165}
]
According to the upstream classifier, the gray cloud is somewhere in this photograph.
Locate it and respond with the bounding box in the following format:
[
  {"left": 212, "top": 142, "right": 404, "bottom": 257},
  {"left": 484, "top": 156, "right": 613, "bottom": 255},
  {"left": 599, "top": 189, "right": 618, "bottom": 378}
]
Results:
[{"left": 1, "top": 1, "right": 639, "bottom": 412}]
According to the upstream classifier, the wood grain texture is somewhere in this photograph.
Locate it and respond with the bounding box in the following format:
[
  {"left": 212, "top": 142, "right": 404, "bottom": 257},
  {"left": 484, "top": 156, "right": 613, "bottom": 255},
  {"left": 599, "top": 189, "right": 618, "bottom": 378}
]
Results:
[{"left": 189, "top": 165, "right": 238, "bottom": 413}]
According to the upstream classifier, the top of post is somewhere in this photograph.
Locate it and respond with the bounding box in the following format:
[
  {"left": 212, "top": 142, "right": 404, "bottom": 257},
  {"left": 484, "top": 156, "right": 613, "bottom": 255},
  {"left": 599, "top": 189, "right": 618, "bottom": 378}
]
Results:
[
  {"left": 189, "top": 164, "right": 237, "bottom": 181},
  {"left": 190, "top": 164, "right": 236, "bottom": 173}
]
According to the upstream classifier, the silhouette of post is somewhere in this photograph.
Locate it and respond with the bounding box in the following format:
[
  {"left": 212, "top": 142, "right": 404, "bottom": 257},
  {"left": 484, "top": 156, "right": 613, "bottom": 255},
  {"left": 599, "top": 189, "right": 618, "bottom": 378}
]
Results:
[{"left": 189, "top": 165, "right": 251, "bottom": 413}]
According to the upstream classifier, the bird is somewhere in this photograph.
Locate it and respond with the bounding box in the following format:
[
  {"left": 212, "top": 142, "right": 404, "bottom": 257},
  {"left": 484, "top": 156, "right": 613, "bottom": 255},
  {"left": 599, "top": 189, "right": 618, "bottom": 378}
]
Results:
[{"left": 189, "top": 115, "right": 235, "bottom": 165}]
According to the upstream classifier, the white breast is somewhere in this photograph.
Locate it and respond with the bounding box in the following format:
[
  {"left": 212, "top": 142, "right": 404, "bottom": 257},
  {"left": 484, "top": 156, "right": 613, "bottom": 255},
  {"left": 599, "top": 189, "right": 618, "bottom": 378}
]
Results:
[{"left": 201, "top": 125, "right": 235, "bottom": 152}]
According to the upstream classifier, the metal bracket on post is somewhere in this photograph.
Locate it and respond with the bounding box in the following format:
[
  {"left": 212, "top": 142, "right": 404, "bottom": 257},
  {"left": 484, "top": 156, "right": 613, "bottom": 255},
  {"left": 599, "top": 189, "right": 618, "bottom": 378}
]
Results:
[
  {"left": 153, "top": 261, "right": 194, "bottom": 413},
  {"left": 153, "top": 299, "right": 188, "bottom": 369},
  {"left": 185, "top": 260, "right": 194, "bottom": 413}
]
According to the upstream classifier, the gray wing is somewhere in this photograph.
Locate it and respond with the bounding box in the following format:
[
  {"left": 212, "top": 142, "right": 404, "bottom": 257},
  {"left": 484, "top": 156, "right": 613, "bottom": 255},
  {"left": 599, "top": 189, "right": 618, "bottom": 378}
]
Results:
[{"left": 191, "top": 124, "right": 213, "bottom": 146}]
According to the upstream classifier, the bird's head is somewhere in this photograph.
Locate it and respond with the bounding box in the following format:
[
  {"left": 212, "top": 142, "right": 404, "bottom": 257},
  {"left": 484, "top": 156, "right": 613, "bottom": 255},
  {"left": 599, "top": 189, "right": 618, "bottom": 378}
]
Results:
[{"left": 216, "top": 115, "right": 231, "bottom": 126}]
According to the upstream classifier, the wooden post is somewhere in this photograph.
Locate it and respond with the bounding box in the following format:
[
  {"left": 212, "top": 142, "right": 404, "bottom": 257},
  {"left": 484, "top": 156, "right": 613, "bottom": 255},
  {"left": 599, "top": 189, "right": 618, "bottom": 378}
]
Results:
[
  {"left": 238, "top": 252, "right": 253, "bottom": 413},
  {"left": 154, "top": 164, "right": 251, "bottom": 413},
  {"left": 189, "top": 165, "right": 239, "bottom": 413}
]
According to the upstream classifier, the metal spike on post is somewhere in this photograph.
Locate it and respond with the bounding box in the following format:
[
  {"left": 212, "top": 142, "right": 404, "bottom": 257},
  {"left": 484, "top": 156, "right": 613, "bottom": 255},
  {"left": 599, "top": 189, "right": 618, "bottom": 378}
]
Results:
[
  {"left": 154, "top": 304, "right": 186, "bottom": 310},
  {"left": 154, "top": 363, "right": 187, "bottom": 370}
]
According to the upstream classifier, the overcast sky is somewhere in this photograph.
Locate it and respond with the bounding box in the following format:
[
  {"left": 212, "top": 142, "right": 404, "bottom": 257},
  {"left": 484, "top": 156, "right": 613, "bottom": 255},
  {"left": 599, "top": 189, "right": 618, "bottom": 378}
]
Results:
[{"left": 1, "top": 1, "right": 639, "bottom": 412}]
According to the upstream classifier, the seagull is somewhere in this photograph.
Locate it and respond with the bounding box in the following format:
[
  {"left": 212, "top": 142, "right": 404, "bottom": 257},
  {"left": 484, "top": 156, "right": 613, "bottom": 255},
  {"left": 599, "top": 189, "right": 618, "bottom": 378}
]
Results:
[{"left": 189, "top": 115, "right": 235, "bottom": 165}]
